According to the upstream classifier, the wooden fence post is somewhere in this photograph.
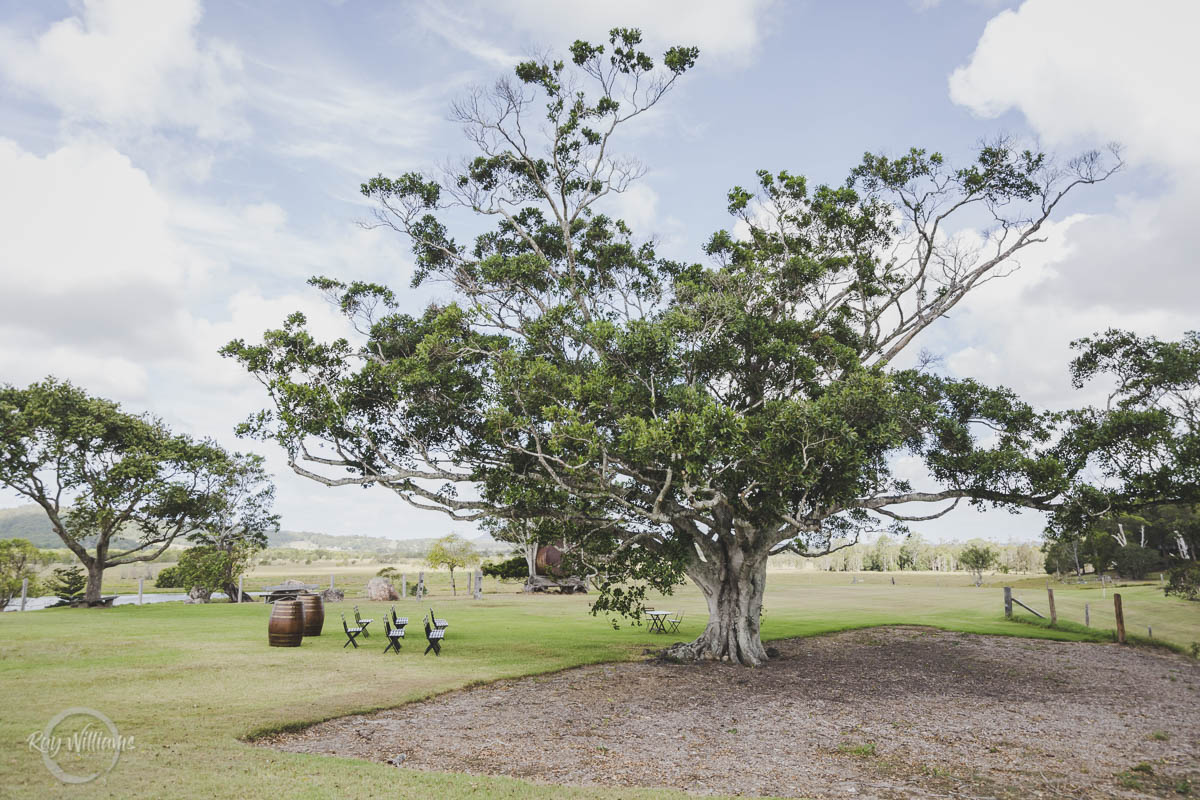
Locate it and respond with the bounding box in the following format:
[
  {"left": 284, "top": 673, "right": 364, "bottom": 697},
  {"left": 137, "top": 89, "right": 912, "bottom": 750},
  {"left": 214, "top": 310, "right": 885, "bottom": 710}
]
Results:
[
  {"left": 20, "top": 577, "right": 28, "bottom": 611},
  {"left": 401, "top": 574, "right": 407, "bottom": 599},
  {"left": 474, "top": 569, "right": 482, "bottom": 599},
  {"left": 1085, "top": 602, "right": 1090, "bottom": 627},
  {"left": 238, "top": 574, "right": 244, "bottom": 603},
  {"left": 1047, "top": 587, "right": 1057, "bottom": 626},
  {"left": 138, "top": 577, "right": 144, "bottom": 606},
  {"left": 418, "top": 572, "right": 425, "bottom": 600},
  {"left": 1004, "top": 586, "right": 1013, "bottom": 618},
  {"left": 1114, "top": 593, "right": 1126, "bottom": 644}
]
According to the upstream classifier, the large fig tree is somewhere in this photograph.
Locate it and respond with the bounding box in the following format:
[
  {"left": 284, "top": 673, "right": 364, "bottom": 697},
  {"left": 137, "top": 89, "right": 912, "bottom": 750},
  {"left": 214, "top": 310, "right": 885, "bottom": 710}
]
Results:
[{"left": 224, "top": 29, "right": 1120, "bottom": 665}]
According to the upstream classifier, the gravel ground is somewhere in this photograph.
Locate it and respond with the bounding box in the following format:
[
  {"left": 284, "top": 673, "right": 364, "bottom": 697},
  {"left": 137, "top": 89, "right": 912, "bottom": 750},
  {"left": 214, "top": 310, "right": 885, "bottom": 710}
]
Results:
[{"left": 264, "top": 627, "right": 1200, "bottom": 798}]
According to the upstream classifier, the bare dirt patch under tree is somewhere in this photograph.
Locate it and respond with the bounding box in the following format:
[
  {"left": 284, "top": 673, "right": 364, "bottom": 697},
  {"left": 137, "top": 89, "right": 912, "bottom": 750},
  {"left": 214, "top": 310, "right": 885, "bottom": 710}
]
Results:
[{"left": 264, "top": 627, "right": 1200, "bottom": 799}]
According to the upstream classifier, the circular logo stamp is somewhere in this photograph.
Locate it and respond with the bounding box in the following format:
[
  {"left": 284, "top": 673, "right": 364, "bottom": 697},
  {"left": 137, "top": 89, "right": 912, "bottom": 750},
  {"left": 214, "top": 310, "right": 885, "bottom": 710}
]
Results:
[{"left": 27, "top": 707, "right": 133, "bottom": 784}]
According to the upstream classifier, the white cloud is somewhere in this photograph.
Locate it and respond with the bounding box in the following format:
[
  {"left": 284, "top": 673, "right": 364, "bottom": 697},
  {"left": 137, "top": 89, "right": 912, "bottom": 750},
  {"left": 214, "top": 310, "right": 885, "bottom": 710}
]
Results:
[
  {"left": 0, "top": 332, "right": 151, "bottom": 400},
  {"left": 912, "top": 0, "right": 1013, "bottom": 12},
  {"left": 921, "top": 3, "right": 1200, "bottom": 541},
  {"left": 0, "top": 132, "right": 451, "bottom": 537},
  {"left": 0, "top": 0, "right": 246, "bottom": 140},
  {"left": 949, "top": 0, "right": 1200, "bottom": 170},
  {"left": 0, "top": 138, "right": 206, "bottom": 359},
  {"left": 415, "top": 0, "right": 777, "bottom": 66},
  {"left": 604, "top": 183, "right": 659, "bottom": 232},
  {"left": 939, "top": 0, "right": 1200, "bottom": 408},
  {"left": 412, "top": 6, "right": 524, "bottom": 70},
  {"left": 248, "top": 58, "right": 446, "bottom": 176}
]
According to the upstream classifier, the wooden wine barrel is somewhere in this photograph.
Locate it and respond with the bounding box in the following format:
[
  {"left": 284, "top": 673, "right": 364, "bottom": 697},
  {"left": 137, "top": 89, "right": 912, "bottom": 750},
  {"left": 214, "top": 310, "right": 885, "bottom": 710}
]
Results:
[
  {"left": 268, "top": 598, "right": 305, "bottom": 647},
  {"left": 299, "top": 593, "right": 325, "bottom": 636},
  {"left": 535, "top": 544, "right": 563, "bottom": 575}
]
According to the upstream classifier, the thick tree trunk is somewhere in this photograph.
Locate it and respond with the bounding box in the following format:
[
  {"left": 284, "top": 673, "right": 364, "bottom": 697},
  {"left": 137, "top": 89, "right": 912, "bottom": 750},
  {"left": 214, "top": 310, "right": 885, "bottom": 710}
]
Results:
[
  {"left": 84, "top": 561, "right": 105, "bottom": 605},
  {"left": 667, "top": 543, "right": 770, "bottom": 667},
  {"left": 221, "top": 581, "right": 253, "bottom": 602}
]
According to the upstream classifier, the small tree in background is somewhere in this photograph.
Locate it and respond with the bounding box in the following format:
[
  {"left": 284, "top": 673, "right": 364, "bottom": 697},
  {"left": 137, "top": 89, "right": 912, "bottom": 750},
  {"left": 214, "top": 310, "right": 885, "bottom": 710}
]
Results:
[
  {"left": 46, "top": 565, "right": 86, "bottom": 606},
  {"left": 0, "top": 538, "right": 40, "bottom": 608},
  {"left": 896, "top": 534, "right": 922, "bottom": 570},
  {"left": 173, "top": 545, "right": 231, "bottom": 602},
  {"left": 1043, "top": 540, "right": 1075, "bottom": 575},
  {"left": 959, "top": 544, "right": 997, "bottom": 586},
  {"left": 184, "top": 453, "right": 279, "bottom": 602},
  {"left": 426, "top": 534, "right": 479, "bottom": 595},
  {"left": 1084, "top": 528, "right": 1119, "bottom": 576},
  {"left": 1114, "top": 544, "right": 1158, "bottom": 580}
]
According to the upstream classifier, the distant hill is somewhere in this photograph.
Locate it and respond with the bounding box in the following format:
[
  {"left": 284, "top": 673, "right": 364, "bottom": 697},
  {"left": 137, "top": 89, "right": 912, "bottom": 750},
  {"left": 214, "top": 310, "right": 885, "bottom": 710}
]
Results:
[
  {"left": 0, "top": 504, "right": 140, "bottom": 550},
  {"left": 269, "top": 528, "right": 509, "bottom": 556},
  {"left": 0, "top": 503, "right": 509, "bottom": 556},
  {"left": 0, "top": 505, "right": 66, "bottom": 548}
]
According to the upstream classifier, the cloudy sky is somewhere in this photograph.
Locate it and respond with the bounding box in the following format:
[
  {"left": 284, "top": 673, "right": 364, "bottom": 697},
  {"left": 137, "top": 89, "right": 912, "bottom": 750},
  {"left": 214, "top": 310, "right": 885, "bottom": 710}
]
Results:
[{"left": 1, "top": 0, "right": 1195, "bottom": 542}]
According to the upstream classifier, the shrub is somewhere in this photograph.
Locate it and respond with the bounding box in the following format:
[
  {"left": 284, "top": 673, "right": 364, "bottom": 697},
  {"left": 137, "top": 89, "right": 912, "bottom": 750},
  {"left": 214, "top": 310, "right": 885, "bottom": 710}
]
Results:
[
  {"left": 482, "top": 555, "right": 528, "bottom": 581},
  {"left": 174, "top": 546, "right": 230, "bottom": 595},
  {"left": 1114, "top": 544, "right": 1160, "bottom": 580},
  {"left": 1165, "top": 563, "right": 1200, "bottom": 601},
  {"left": 155, "top": 565, "right": 181, "bottom": 588}
]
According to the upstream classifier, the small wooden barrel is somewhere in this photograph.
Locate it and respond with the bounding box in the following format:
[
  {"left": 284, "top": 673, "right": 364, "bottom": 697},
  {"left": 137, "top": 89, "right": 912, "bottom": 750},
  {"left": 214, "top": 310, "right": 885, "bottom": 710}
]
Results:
[
  {"left": 299, "top": 593, "right": 325, "bottom": 636},
  {"left": 268, "top": 599, "right": 305, "bottom": 647},
  {"left": 536, "top": 544, "right": 563, "bottom": 575}
]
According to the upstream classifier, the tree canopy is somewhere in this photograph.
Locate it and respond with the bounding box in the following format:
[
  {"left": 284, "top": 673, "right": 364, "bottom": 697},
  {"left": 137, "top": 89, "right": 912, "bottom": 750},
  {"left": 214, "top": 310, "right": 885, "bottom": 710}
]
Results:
[
  {"left": 224, "top": 28, "right": 1124, "bottom": 665},
  {"left": 0, "top": 378, "right": 270, "bottom": 604},
  {"left": 425, "top": 533, "right": 479, "bottom": 595},
  {"left": 1059, "top": 331, "right": 1200, "bottom": 516},
  {"left": 1041, "top": 331, "right": 1200, "bottom": 573},
  {"left": 958, "top": 544, "right": 996, "bottom": 586},
  {"left": 184, "top": 453, "right": 279, "bottom": 601}
]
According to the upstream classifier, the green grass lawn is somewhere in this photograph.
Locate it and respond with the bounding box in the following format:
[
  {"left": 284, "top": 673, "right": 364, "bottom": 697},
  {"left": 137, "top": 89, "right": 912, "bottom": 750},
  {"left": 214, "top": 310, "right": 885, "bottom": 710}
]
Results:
[{"left": 2, "top": 570, "right": 1196, "bottom": 799}]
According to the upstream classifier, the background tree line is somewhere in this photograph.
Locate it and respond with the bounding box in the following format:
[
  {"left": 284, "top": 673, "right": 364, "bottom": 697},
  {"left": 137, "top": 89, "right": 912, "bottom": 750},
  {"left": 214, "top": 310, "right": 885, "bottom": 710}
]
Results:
[{"left": 774, "top": 534, "right": 1041, "bottom": 574}]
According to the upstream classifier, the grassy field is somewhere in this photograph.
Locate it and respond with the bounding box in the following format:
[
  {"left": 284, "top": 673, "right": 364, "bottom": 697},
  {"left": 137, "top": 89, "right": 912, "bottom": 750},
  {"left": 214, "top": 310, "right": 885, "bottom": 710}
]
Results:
[{"left": 2, "top": 569, "right": 1196, "bottom": 799}]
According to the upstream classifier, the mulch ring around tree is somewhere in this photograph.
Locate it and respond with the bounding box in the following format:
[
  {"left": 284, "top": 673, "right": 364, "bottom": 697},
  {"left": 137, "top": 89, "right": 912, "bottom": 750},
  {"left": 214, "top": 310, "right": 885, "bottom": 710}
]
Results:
[{"left": 262, "top": 626, "right": 1200, "bottom": 799}]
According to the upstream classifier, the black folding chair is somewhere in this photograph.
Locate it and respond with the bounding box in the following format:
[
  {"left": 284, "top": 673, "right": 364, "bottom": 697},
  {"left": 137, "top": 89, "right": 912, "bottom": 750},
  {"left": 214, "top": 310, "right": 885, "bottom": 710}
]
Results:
[
  {"left": 354, "top": 606, "right": 374, "bottom": 637},
  {"left": 341, "top": 613, "right": 365, "bottom": 648},
  {"left": 390, "top": 606, "right": 409, "bottom": 629},
  {"left": 428, "top": 607, "right": 448, "bottom": 632},
  {"left": 667, "top": 611, "right": 684, "bottom": 633},
  {"left": 423, "top": 617, "right": 445, "bottom": 656},
  {"left": 383, "top": 617, "right": 405, "bottom": 654}
]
